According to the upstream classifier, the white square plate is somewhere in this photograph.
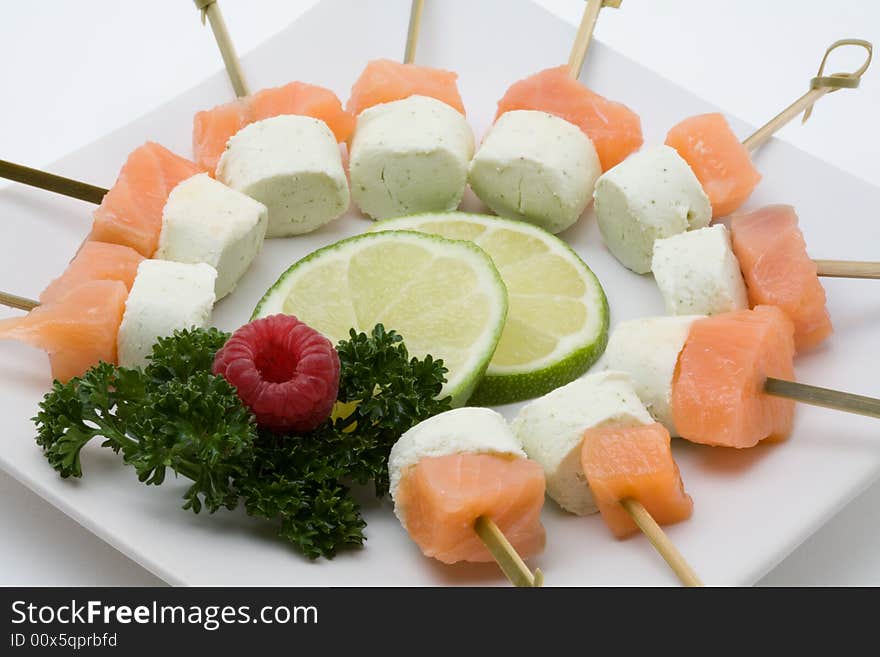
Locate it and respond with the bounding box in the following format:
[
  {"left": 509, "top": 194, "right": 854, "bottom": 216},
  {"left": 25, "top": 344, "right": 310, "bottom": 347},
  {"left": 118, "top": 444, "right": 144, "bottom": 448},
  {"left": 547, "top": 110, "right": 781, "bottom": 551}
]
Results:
[{"left": 1, "top": 0, "right": 879, "bottom": 586}]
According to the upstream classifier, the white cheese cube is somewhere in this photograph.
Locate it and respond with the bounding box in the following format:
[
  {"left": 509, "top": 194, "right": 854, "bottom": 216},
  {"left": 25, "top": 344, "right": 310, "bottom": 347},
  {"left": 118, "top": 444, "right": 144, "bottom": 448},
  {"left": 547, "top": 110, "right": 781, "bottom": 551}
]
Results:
[
  {"left": 155, "top": 173, "right": 267, "bottom": 300},
  {"left": 652, "top": 224, "right": 748, "bottom": 316},
  {"left": 217, "top": 115, "right": 349, "bottom": 237},
  {"left": 117, "top": 260, "right": 217, "bottom": 368},
  {"left": 349, "top": 95, "right": 474, "bottom": 219},
  {"left": 602, "top": 315, "right": 702, "bottom": 434},
  {"left": 512, "top": 371, "right": 652, "bottom": 516},
  {"left": 594, "top": 145, "right": 711, "bottom": 274},
  {"left": 468, "top": 110, "right": 601, "bottom": 234},
  {"left": 388, "top": 407, "right": 524, "bottom": 522}
]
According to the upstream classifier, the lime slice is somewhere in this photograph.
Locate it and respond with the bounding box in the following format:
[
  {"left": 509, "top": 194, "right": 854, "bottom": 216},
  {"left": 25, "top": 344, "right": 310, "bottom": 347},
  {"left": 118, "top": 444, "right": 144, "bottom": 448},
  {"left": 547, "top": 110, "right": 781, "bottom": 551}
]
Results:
[
  {"left": 252, "top": 230, "right": 508, "bottom": 406},
  {"left": 371, "top": 213, "right": 608, "bottom": 405}
]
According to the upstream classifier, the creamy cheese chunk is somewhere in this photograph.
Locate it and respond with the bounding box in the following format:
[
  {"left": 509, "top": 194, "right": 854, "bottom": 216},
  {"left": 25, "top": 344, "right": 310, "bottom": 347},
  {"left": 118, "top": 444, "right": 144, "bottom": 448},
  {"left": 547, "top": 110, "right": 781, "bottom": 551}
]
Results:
[
  {"left": 652, "top": 224, "right": 748, "bottom": 316},
  {"left": 216, "top": 115, "right": 349, "bottom": 237},
  {"left": 594, "top": 145, "right": 711, "bottom": 274},
  {"left": 117, "top": 260, "right": 217, "bottom": 368},
  {"left": 468, "top": 110, "right": 601, "bottom": 234},
  {"left": 602, "top": 315, "right": 702, "bottom": 434},
  {"left": 349, "top": 95, "right": 474, "bottom": 219},
  {"left": 512, "top": 371, "right": 652, "bottom": 516},
  {"left": 388, "top": 407, "right": 524, "bottom": 518},
  {"left": 156, "top": 173, "right": 267, "bottom": 299}
]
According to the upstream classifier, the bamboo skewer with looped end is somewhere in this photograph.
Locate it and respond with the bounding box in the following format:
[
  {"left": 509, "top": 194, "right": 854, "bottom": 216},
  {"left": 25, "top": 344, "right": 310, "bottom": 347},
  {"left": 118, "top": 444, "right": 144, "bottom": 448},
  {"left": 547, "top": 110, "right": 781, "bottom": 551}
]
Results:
[
  {"left": 193, "top": 0, "right": 250, "bottom": 98},
  {"left": 567, "top": 0, "right": 622, "bottom": 79},
  {"left": 742, "top": 39, "right": 872, "bottom": 153},
  {"left": 403, "top": 0, "right": 425, "bottom": 65},
  {"left": 620, "top": 499, "right": 702, "bottom": 587}
]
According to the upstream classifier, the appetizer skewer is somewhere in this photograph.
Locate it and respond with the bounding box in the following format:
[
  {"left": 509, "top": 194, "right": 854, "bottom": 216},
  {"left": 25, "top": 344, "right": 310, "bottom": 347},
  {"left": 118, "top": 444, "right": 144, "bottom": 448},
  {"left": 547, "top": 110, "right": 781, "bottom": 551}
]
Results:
[
  {"left": 667, "top": 38, "right": 873, "bottom": 218},
  {"left": 346, "top": 3, "right": 474, "bottom": 220},
  {"left": 0, "top": 259, "right": 217, "bottom": 379},
  {"left": 595, "top": 39, "right": 872, "bottom": 273},
  {"left": 0, "top": 144, "right": 267, "bottom": 300},
  {"left": 652, "top": 205, "right": 880, "bottom": 349},
  {"left": 468, "top": 0, "right": 627, "bottom": 234},
  {"left": 389, "top": 408, "right": 544, "bottom": 587},
  {"left": 190, "top": 4, "right": 353, "bottom": 235},
  {"left": 603, "top": 309, "right": 880, "bottom": 449},
  {"left": 512, "top": 371, "right": 702, "bottom": 586}
]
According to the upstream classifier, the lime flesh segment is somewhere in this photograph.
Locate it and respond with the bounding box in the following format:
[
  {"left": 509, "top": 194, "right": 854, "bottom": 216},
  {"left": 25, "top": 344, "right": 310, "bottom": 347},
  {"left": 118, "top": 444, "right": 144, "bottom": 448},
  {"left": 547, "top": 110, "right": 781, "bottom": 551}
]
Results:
[
  {"left": 370, "top": 213, "right": 609, "bottom": 404},
  {"left": 252, "top": 230, "right": 508, "bottom": 406}
]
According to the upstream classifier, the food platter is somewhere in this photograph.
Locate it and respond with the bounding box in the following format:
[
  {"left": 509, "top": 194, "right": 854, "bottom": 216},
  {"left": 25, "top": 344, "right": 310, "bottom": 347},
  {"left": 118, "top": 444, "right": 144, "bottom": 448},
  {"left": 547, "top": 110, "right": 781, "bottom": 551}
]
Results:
[{"left": 1, "top": 0, "right": 879, "bottom": 586}]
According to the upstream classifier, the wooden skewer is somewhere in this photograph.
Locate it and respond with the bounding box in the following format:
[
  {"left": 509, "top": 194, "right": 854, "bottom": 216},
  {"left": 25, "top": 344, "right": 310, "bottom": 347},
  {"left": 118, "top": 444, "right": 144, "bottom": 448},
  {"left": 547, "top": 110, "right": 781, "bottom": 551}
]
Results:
[
  {"left": 473, "top": 515, "right": 543, "bottom": 587},
  {"left": 403, "top": 0, "right": 425, "bottom": 65},
  {"left": 193, "top": 0, "right": 249, "bottom": 98},
  {"left": 765, "top": 378, "right": 880, "bottom": 419},
  {"left": 0, "top": 292, "right": 38, "bottom": 312},
  {"left": 620, "top": 498, "right": 702, "bottom": 587},
  {"left": 742, "top": 39, "right": 872, "bottom": 153},
  {"left": 814, "top": 259, "right": 880, "bottom": 279},
  {"left": 0, "top": 160, "right": 106, "bottom": 205},
  {"left": 566, "top": 0, "right": 622, "bottom": 79}
]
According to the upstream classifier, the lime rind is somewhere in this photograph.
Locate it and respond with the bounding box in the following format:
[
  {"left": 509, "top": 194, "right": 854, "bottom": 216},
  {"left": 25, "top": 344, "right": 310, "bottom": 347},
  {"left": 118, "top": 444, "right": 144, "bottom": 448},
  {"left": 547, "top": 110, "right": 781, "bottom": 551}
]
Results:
[
  {"left": 252, "top": 230, "right": 508, "bottom": 407},
  {"left": 370, "top": 213, "right": 610, "bottom": 405}
]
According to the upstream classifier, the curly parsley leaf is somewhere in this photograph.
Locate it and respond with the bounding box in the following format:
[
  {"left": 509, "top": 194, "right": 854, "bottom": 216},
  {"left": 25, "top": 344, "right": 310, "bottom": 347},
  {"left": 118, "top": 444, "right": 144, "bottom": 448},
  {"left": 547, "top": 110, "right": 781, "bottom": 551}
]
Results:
[
  {"left": 332, "top": 324, "right": 452, "bottom": 496},
  {"left": 33, "top": 329, "right": 256, "bottom": 514}
]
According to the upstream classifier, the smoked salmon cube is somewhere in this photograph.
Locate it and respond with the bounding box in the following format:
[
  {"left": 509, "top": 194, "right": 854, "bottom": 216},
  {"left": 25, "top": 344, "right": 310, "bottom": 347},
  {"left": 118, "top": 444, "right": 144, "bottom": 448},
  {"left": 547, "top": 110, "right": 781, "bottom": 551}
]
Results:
[
  {"left": 90, "top": 142, "right": 201, "bottom": 257},
  {"left": 496, "top": 65, "right": 642, "bottom": 171},
  {"left": 730, "top": 205, "right": 832, "bottom": 350},
  {"left": 40, "top": 241, "right": 144, "bottom": 304},
  {"left": 192, "top": 99, "right": 251, "bottom": 174},
  {"left": 672, "top": 305, "right": 796, "bottom": 448},
  {"left": 347, "top": 59, "right": 466, "bottom": 116},
  {"left": 250, "top": 81, "right": 355, "bottom": 140},
  {"left": 395, "top": 452, "right": 546, "bottom": 564},
  {"left": 665, "top": 113, "right": 761, "bottom": 218},
  {"left": 0, "top": 280, "right": 128, "bottom": 382},
  {"left": 580, "top": 422, "right": 693, "bottom": 539}
]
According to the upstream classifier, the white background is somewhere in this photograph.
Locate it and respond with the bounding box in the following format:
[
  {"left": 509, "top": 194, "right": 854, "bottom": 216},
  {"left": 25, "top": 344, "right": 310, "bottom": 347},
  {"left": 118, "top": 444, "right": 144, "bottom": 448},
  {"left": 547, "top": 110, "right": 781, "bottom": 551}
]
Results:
[{"left": 0, "top": 0, "right": 877, "bottom": 585}]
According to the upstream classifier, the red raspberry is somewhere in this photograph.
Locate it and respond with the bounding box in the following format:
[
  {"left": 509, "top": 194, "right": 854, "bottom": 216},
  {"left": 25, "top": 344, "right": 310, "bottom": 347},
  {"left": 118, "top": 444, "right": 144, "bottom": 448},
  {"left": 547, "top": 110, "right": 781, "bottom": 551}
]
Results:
[{"left": 212, "top": 315, "right": 340, "bottom": 432}]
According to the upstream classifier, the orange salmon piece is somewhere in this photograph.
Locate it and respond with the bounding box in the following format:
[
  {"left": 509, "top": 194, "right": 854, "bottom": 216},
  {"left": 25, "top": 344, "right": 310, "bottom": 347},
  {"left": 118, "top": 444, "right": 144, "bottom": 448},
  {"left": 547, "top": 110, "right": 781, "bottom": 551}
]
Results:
[
  {"left": 250, "top": 81, "right": 354, "bottom": 140},
  {"left": 347, "top": 59, "right": 466, "bottom": 116},
  {"left": 581, "top": 422, "right": 693, "bottom": 538},
  {"left": 730, "top": 205, "right": 832, "bottom": 350},
  {"left": 665, "top": 112, "right": 761, "bottom": 218},
  {"left": 40, "top": 241, "right": 144, "bottom": 304},
  {"left": 192, "top": 99, "right": 251, "bottom": 173},
  {"left": 496, "top": 65, "right": 642, "bottom": 170},
  {"left": 672, "top": 306, "right": 796, "bottom": 448},
  {"left": 395, "top": 452, "right": 546, "bottom": 564},
  {"left": 0, "top": 280, "right": 128, "bottom": 382},
  {"left": 90, "top": 142, "right": 201, "bottom": 257}
]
